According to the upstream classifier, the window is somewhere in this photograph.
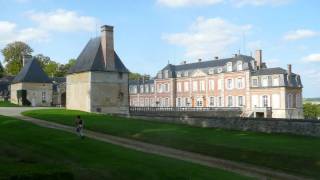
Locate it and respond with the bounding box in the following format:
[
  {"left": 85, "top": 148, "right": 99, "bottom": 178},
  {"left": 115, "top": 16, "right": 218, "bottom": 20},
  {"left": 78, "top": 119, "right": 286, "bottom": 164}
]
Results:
[
  {"left": 218, "top": 96, "right": 223, "bottom": 107},
  {"left": 237, "top": 78, "right": 244, "bottom": 89},
  {"left": 140, "top": 85, "right": 144, "bottom": 93},
  {"left": 262, "top": 77, "right": 268, "bottom": 87},
  {"left": 218, "top": 79, "right": 223, "bottom": 90},
  {"left": 273, "top": 77, "right": 279, "bottom": 86},
  {"left": 217, "top": 68, "right": 223, "bottom": 73},
  {"left": 145, "top": 98, "right": 149, "bottom": 106},
  {"left": 157, "top": 84, "right": 162, "bottom": 93},
  {"left": 177, "top": 82, "right": 182, "bottom": 92},
  {"left": 208, "top": 68, "right": 214, "bottom": 75},
  {"left": 238, "top": 96, "right": 243, "bottom": 106},
  {"left": 227, "top": 62, "right": 233, "bottom": 72},
  {"left": 196, "top": 98, "right": 203, "bottom": 107},
  {"left": 150, "top": 85, "right": 154, "bottom": 93},
  {"left": 209, "top": 80, "right": 214, "bottom": 91},
  {"left": 164, "top": 70, "right": 169, "bottom": 79},
  {"left": 193, "top": 81, "right": 198, "bottom": 92},
  {"left": 226, "top": 79, "right": 233, "bottom": 90},
  {"left": 287, "top": 94, "right": 293, "bottom": 108},
  {"left": 145, "top": 85, "right": 149, "bottom": 93},
  {"left": 237, "top": 61, "right": 243, "bottom": 71},
  {"left": 184, "top": 82, "right": 189, "bottom": 92},
  {"left": 42, "top": 92, "right": 46, "bottom": 102},
  {"left": 165, "top": 98, "right": 169, "bottom": 107},
  {"left": 252, "top": 78, "right": 258, "bottom": 87},
  {"left": 262, "top": 95, "right": 268, "bottom": 107},
  {"left": 209, "top": 97, "right": 215, "bottom": 107},
  {"left": 200, "top": 80, "right": 205, "bottom": 92},
  {"left": 177, "top": 98, "right": 181, "bottom": 107},
  {"left": 184, "top": 71, "right": 189, "bottom": 77},
  {"left": 185, "top": 97, "right": 191, "bottom": 107},
  {"left": 150, "top": 98, "right": 155, "bottom": 107},
  {"left": 227, "top": 96, "right": 233, "bottom": 107},
  {"left": 164, "top": 84, "right": 169, "bottom": 92},
  {"left": 177, "top": 72, "right": 182, "bottom": 77}
]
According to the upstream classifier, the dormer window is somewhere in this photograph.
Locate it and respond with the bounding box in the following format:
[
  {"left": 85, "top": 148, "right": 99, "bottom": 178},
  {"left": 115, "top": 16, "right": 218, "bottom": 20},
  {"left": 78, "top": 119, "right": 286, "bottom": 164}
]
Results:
[
  {"left": 208, "top": 68, "right": 214, "bottom": 75},
  {"left": 217, "top": 68, "right": 223, "bottom": 73},
  {"left": 164, "top": 70, "right": 169, "bottom": 79},
  {"left": 184, "top": 71, "right": 189, "bottom": 77},
  {"left": 227, "top": 62, "right": 232, "bottom": 72},
  {"left": 157, "top": 72, "right": 162, "bottom": 79},
  {"left": 177, "top": 72, "right": 182, "bottom": 77},
  {"left": 237, "top": 61, "right": 243, "bottom": 71}
]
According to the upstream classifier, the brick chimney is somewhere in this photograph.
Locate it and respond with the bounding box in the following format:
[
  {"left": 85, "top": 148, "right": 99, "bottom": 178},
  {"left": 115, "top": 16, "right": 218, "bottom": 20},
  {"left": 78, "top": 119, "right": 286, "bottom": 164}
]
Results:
[
  {"left": 22, "top": 54, "right": 32, "bottom": 67},
  {"left": 101, "top": 25, "right": 115, "bottom": 71},
  {"left": 288, "top": 64, "right": 292, "bottom": 86},
  {"left": 255, "top": 50, "right": 262, "bottom": 70}
]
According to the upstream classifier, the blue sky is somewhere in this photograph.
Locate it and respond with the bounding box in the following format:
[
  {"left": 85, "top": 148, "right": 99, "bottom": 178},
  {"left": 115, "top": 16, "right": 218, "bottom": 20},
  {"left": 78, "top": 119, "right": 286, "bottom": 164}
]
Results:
[{"left": 0, "top": 0, "right": 319, "bottom": 97}]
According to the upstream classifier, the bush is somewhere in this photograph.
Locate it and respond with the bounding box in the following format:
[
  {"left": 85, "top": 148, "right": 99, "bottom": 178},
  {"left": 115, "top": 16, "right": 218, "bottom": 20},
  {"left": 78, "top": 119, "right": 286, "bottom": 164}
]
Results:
[{"left": 303, "top": 103, "right": 320, "bottom": 119}]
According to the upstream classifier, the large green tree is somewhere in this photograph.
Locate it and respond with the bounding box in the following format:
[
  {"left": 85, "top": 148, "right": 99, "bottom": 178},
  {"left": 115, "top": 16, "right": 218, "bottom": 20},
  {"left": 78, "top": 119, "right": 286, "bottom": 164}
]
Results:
[
  {"left": 0, "top": 61, "right": 4, "bottom": 78},
  {"left": 55, "top": 58, "right": 76, "bottom": 77},
  {"left": 303, "top": 103, "right": 320, "bottom": 119},
  {"left": 1, "top": 41, "right": 33, "bottom": 75},
  {"left": 35, "top": 54, "right": 60, "bottom": 77}
]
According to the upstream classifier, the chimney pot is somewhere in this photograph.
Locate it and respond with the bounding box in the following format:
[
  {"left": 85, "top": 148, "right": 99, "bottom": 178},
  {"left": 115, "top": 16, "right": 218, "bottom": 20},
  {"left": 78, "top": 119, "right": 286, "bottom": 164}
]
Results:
[
  {"left": 214, "top": 56, "right": 219, "bottom": 60},
  {"left": 22, "top": 54, "right": 32, "bottom": 67},
  {"left": 288, "top": 64, "right": 292, "bottom": 75},
  {"left": 198, "top": 58, "right": 202, "bottom": 62}
]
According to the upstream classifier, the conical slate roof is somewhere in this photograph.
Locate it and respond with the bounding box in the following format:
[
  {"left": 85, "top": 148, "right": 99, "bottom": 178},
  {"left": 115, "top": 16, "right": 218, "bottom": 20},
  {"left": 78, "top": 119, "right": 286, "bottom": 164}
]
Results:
[
  {"left": 11, "top": 58, "right": 51, "bottom": 84},
  {"left": 68, "top": 37, "right": 129, "bottom": 74}
]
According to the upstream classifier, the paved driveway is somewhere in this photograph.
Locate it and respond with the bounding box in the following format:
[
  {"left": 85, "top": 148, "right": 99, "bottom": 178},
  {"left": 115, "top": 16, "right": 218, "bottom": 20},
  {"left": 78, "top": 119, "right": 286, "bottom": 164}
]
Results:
[{"left": 0, "top": 107, "right": 60, "bottom": 117}]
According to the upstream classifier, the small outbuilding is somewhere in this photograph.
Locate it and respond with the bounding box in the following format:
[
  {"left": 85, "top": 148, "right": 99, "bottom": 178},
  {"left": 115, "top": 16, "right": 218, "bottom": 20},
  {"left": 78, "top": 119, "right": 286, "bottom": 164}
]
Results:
[
  {"left": 66, "top": 25, "right": 129, "bottom": 115},
  {"left": 10, "top": 55, "right": 53, "bottom": 106}
]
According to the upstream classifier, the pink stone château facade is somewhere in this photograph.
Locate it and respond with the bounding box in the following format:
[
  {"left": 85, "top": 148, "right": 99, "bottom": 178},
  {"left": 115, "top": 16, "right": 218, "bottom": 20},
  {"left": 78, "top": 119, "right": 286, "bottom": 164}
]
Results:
[{"left": 129, "top": 50, "right": 303, "bottom": 119}]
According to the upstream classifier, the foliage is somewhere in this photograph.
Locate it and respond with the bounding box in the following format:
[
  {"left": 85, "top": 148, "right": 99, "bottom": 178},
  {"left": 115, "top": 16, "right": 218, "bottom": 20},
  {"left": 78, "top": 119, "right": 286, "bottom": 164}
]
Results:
[
  {"left": 1, "top": 41, "right": 33, "bottom": 75},
  {"left": 56, "top": 59, "right": 76, "bottom": 76},
  {"left": 303, "top": 103, "right": 320, "bottom": 119},
  {"left": 129, "top": 72, "right": 143, "bottom": 80},
  {"left": 0, "top": 115, "right": 246, "bottom": 180},
  {"left": 23, "top": 109, "right": 320, "bottom": 178},
  {"left": 0, "top": 61, "right": 4, "bottom": 78}
]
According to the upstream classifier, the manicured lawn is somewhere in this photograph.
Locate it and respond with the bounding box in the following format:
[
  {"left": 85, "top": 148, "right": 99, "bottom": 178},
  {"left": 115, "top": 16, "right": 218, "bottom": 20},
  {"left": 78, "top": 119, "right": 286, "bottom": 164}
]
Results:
[
  {"left": 0, "top": 115, "right": 249, "bottom": 180},
  {"left": 0, "top": 101, "right": 19, "bottom": 107},
  {"left": 23, "top": 109, "right": 320, "bottom": 178}
]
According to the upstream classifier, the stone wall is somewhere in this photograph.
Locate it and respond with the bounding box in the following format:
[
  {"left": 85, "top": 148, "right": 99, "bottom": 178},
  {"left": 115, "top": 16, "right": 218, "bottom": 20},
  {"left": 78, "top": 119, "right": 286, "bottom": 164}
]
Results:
[
  {"left": 129, "top": 113, "right": 320, "bottom": 137},
  {"left": 10, "top": 82, "right": 53, "bottom": 106}
]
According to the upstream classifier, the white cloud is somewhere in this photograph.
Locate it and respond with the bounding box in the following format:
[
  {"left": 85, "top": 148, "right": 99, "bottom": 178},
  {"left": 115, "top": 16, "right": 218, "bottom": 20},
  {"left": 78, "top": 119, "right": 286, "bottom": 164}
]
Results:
[
  {"left": 27, "top": 9, "right": 99, "bottom": 32},
  {"left": 283, "top": 29, "right": 318, "bottom": 41},
  {"left": 232, "top": 0, "right": 291, "bottom": 7},
  {"left": 157, "top": 0, "right": 223, "bottom": 7},
  {"left": 162, "top": 17, "right": 251, "bottom": 58},
  {"left": 0, "top": 21, "right": 49, "bottom": 45},
  {"left": 302, "top": 53, "right": 320, "bottom": 62}
]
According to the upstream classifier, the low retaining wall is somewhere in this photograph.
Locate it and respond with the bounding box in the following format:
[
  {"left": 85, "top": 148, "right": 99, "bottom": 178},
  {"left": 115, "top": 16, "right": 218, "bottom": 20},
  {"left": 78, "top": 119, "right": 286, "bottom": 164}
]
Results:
[{"left": 129, "top": 114, "right": 320, "bottom": 137}]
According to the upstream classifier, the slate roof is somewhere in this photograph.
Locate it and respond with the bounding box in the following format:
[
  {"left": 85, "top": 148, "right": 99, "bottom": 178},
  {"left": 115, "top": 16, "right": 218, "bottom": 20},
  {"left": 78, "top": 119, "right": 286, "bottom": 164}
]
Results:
[
  {"left": 68, "top": 37, "right": 129, "bottom": 74},
  {"left": 11, "top": 58, "right": 51, "bottom": 84},
  {"left": 162, "top": 55, "right": 254, "bottom": 71},
  {"left": 251, "top": 67, "right": 289, "bottom": 76},
  {"left": 129, "top": 79, "right": 154, "bottom": 85}
]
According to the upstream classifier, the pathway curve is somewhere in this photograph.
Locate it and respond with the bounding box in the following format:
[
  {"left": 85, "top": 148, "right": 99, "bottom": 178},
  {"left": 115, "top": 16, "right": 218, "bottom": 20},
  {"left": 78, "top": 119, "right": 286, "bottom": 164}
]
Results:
[{"left": 0, "top": 107, "right": 310, "bottom": 180}]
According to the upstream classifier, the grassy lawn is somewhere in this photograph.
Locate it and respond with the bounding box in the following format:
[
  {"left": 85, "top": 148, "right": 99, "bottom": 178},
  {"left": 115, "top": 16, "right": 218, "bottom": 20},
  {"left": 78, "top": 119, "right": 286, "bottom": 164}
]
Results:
[
  {"left": 0, "top": 115, "right": 249, "bottom": 180},
  {"left": 0, "top": 101, "right": 19, "bottom": 107},
  {"left": 22, "top": 109, "right": 320, "bottom": 179}
]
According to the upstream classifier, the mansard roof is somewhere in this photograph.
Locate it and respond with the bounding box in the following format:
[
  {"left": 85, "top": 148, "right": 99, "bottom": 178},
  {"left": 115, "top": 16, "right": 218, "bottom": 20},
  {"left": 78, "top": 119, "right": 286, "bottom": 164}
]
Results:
[
  {"left": 129, "top": 79, "right": 154, "bottom": 85},
  {"left": 162, "top": 55, "right": 254, "bottom": 72},
  {"left": 251, "top": 67, "right": 288, "bottom": 76},
  {"left": 68, "top": 37, "right": 129, "bottom": 74},
  {"left": 11, "top": 58, "right": 51, "bottom": 84}
]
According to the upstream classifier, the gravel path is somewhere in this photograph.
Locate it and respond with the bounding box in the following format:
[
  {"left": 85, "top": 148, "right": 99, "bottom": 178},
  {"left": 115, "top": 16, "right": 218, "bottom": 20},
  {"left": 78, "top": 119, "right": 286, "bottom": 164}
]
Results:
[{"left": 0, "top": 107, "right": 310, "bottom": 180}]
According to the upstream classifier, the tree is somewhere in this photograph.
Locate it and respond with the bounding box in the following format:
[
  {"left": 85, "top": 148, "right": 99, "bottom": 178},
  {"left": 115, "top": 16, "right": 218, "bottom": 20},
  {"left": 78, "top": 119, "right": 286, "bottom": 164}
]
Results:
[
  {"left": 55, "top": 59, "right": 76, "bottom": 77},
  {"left": 0, "top": 61, "right": 4, "bottom": 78},
  {"left": 1, "top": 41, "right": 33, "bottom": 75},
  {"left": 35, "top": 54, "right": 60, "bottom": 77},
  {"left": 129, "top": 72, "right": 143, "bottom": 80},
  {"left": 303, "top": 103, "right": 320, "bottom": 119}
]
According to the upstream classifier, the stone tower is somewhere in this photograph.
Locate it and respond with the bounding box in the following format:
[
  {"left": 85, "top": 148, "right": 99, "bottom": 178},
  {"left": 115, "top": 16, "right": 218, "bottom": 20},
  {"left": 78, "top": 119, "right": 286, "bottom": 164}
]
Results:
[{"left": 66, "top": 25, "right": 129, "bottom": 115}]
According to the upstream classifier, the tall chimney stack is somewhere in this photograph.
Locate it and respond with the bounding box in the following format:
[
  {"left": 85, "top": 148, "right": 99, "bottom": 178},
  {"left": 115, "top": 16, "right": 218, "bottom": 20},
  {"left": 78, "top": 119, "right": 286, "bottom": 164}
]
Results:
[
  {"left": 255, "top": 50, "right": 262, "bottom": 70},
  {"left": 22, "top": 53, "right": 32, "bottom": 67},
  {"left": 287, "top": 64, "right": 292, "bottom": 86},
  {"left": 101, "top": 25, "right": 115, "bottom": 71}
]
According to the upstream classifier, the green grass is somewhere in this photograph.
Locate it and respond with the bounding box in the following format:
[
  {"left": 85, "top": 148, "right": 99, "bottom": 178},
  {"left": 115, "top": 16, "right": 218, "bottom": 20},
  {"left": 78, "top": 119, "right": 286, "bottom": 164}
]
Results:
[
  {"left": 0, "top": 115, "right": 249, "bottom": 180},
  {"left": 22, "top": 109, "right": 320, "bottom": 179},
  {"left": 0, "top": 101, "right": 19, "bottom": 107}
]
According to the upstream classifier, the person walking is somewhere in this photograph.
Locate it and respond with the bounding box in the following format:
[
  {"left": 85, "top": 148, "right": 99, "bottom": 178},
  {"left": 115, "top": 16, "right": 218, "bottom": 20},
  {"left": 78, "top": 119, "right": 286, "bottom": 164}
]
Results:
[{"left": 75, "top": 115, "right": 84, "bottom": 139}]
